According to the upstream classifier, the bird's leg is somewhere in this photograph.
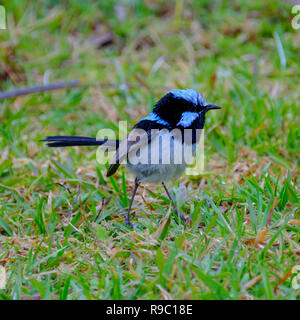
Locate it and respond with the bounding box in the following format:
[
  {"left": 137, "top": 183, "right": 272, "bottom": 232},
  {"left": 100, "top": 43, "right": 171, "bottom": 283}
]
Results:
[
  {"left": 125, "top": 178, "right": 140, "bottom": 228},
  {"left": 161, "top": 181, "right": 185, "bottom": 224}
]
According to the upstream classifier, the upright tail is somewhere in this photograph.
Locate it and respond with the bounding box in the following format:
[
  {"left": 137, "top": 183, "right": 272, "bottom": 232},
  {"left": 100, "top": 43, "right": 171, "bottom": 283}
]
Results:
[{"left": 42, "top": 136, "right": 119, "bottom": 148}]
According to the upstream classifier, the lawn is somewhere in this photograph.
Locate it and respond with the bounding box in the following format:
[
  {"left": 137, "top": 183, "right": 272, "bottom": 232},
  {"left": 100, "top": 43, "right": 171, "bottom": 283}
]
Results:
[{"left": 0, "top": 0, "right": 299, "bottom": 300}]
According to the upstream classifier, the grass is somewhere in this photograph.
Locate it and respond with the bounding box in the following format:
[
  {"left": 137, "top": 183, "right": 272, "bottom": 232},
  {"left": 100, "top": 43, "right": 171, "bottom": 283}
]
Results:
[{"left": 0, "top": 0, "right": 299, "bottom": 300}]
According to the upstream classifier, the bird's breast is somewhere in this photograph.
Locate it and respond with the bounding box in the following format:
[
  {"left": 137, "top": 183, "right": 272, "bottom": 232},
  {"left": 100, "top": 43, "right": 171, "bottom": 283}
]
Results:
[{"left": 126, "top": 129, "right": 200, "bottom": 182}]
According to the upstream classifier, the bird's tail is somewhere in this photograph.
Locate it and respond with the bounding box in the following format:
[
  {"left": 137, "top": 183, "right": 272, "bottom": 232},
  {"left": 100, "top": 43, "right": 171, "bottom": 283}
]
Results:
[{"left": 42, "top": 136, "right": 119, "bottom": 149}]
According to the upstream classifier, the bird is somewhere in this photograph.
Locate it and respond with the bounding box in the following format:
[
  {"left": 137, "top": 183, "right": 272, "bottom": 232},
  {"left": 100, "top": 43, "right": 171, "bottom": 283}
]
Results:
[{"left": 42, "top": 89, "right": 221, "bottom": 228}]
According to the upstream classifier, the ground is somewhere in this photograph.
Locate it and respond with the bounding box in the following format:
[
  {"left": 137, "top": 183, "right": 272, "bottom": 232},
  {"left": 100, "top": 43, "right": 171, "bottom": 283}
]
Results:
[{"left": 0, "top": 0, "right": 299, "bottom": 299}]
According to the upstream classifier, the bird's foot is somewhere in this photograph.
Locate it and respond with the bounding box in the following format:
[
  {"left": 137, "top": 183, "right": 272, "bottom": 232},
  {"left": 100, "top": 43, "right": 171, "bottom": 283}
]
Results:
[
  {"left": 174, "top": 209, "right": 187, "bottom": 226},
  {"left": 125, "top": 217, "right": 134, "bottom": 229},
  {"left": 180, "top": 213, "right": 186, "bottom": 223},
  {"left": 178, "top": 213, "right": 192, "bottom": 227}
]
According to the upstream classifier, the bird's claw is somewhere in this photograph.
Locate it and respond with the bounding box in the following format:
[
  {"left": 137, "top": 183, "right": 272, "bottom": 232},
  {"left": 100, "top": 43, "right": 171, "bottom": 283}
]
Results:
[
  {"left": 179, "top": 213, "right": 186, "bottom": 222},
  {"left": 125, "top": 217, "right": 134, "bottom": 229},
  {"left": 179, "top": 213, "right": 192, "bottom": 227}
]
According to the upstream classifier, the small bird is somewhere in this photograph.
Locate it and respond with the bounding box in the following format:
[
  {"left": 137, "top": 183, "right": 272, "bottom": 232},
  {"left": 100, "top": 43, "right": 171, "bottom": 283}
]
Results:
[{"left": 43, "top": 89, "right": 221, "bottom": 228}]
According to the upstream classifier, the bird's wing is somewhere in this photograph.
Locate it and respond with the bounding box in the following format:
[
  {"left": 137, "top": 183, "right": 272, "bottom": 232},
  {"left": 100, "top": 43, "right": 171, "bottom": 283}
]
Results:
[{"left": 106, "top": 127, "right": 160, "bottom": 177}]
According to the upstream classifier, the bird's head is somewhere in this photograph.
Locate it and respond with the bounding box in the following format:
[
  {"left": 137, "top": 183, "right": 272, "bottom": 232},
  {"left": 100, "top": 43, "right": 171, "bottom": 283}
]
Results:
[{"left": 152, "top": 89, "right": 221, "bottom": 129}]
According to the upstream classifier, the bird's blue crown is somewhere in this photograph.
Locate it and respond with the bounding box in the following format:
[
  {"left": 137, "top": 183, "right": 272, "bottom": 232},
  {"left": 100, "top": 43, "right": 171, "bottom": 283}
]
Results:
[{"left": 170, "top": 89, "right": 207, "bottom": 107}]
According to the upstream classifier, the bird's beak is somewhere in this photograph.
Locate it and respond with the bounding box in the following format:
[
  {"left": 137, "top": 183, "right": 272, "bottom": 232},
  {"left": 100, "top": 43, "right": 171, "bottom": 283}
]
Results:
[{"left": 205, "top": 104, "right": 222, "bottom": 110}]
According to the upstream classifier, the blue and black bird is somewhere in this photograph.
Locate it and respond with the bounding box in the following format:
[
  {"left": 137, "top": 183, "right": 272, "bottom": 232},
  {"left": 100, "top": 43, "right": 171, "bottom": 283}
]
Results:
[{"left": 43, "top": 89, "right": 221, "bottom": 227}]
